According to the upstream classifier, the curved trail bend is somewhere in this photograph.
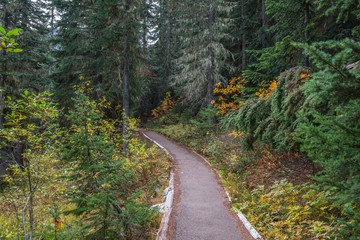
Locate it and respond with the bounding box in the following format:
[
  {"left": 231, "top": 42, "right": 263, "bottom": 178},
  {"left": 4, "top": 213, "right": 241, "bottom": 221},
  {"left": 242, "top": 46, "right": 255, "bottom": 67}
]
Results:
[{"left": 142, "top": 130, "right": 254, "bottom": 240}]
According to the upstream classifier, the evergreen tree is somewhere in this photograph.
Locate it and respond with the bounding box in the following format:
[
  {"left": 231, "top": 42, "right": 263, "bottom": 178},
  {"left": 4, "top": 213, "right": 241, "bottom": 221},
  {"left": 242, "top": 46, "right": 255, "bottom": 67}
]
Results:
[
  {"left": 52, "top": 0, "right": 105, "bottom": 111},
  {"left": 63, "top": 83, "right": 152, "bottom": 238},
  {"left": 0, "top": 0, "right": 50, "bottom": 87},
  {"left": 172, "top": 0, "right": 234, "bottom": 111},
  {"left": 0, "top": 0, "right": 51, "bottom": 118},
  {"left": 53, "top": 0, "right": 150, "bottom": 118},
  {"left": 294, "top": 2, "right": 360, "bottom": 236},
  {"left": 146, "top": 0, "right": 178, "bottom": 105},
  {"left": 242, "top": 0, "right": 314, "bottom": 83}
]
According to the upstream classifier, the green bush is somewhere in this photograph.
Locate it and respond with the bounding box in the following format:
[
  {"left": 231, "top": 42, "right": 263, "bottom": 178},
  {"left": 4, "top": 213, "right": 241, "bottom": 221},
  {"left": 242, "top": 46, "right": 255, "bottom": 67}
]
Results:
[
  {"left": 190, "top": 107, "right": 217, "bottom": 137},
  {"left": 222, "top": 67, "right": 312, "bottom": 152},
  {"left": 296, "top": 38, "right": 360, "bottom": 238},
  {"left": 158, "top": 112, "right": 181, "bottom": 125}
]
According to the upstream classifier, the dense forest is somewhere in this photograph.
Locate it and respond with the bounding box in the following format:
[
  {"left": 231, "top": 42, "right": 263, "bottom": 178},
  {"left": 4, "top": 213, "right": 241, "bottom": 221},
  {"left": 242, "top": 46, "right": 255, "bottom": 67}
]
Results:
[{"left": 0, "top": 0, "right": 359, "bottom": 239}]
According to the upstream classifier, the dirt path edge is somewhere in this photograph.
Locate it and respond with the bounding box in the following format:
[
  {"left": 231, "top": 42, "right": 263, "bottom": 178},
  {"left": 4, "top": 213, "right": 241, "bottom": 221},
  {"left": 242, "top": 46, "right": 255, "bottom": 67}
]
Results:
[{"left": 140, "top": 130, "right": 175, "bottom": 240}]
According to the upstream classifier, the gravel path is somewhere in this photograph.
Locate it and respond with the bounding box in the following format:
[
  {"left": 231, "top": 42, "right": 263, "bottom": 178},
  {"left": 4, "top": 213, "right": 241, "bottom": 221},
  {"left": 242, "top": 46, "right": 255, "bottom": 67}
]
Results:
[{"left": 142, "top": 130, "right": 254, "bottom": 240}]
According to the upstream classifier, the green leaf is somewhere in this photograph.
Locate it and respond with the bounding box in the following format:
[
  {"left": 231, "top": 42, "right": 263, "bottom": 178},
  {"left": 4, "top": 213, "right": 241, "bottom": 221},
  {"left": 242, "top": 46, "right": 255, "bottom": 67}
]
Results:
[
  {"left": 11, "top": 49, "right": 23, "bottom": 53},
  {"left": 6, "top": 28, "right": 22, "bottom": 37},
  {"left": 0, "top": 26, "right": 6, "bottom": 35}
]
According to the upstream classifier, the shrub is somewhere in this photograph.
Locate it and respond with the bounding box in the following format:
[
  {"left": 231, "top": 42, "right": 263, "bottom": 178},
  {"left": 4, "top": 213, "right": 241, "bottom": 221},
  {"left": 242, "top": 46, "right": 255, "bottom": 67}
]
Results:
[
  {"left": 151, "top": 92, "right": 177, "bottom": 119},
  {"left": 190, "top": 107, "right": 217, "bottom": 136},
  {"left": 211, "top": 75, "right": 248, "bottom": 116},
  {"left": 62, "top": 82, "right": 153, "bottom": 239},
  {"left": 234, "top": 179, "right": 340, "bottom": 239},
  {"left": 296, "top": 38, "right": 360, "bottom": 238},
  {"left": 222, "top": 67, "right": 312, "bottom": 151}
]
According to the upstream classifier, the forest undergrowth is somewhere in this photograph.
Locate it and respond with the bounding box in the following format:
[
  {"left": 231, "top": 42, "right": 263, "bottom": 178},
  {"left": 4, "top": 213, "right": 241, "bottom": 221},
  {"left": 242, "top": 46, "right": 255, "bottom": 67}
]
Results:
[
  {"left": 0, "top": 86, "right": 171, "bottom": 240},
  {"left": 147, "top": 65, "right": 359, "bottom": 239},
  {"left": 149, "top": 120, "right": 340, "bottom": 239}
]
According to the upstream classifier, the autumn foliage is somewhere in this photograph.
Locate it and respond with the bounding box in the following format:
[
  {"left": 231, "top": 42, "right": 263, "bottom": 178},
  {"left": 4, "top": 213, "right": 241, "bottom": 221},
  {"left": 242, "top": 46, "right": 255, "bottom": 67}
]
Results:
[
  {"left": 152, "top": 92, "right": 177, "bottom": 118},
  {"left": 212, "top": 75, "right": 281, "bottom": 117},
  {"left": 255, "top": 80, "right": 277, "bottom": 99},
  {"left": 211, "top": 75, "right": 248, "bottom": 115}
]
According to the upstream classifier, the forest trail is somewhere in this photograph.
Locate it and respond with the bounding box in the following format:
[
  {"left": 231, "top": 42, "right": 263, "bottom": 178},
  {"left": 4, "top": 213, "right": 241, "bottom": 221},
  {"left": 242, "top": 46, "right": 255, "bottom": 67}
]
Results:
[{"left": 141, "top": 130, "right": 254, "bottom": 240}]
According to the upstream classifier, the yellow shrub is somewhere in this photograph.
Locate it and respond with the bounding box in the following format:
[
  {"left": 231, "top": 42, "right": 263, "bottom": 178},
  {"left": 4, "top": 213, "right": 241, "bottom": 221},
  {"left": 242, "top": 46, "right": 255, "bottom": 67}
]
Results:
[
  {"left": 212, "top": 75, "right": 248, "bottom": 116},
  {"left": 152, "top": 92, "right": 177, "bottom": 118}
]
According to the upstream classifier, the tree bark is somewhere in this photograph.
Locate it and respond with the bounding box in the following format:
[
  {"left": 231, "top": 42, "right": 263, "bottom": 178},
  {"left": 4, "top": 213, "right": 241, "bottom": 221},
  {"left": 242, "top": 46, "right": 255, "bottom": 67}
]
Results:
[
  {"left": 14, "top": 142, "right": 25, "bottom": 167},
  {"left": 241, "top": 0, "right": 246, "bottom": 70},
  {"left": 304, "top": 0, "right": 310, "bottom": 67},
  {"left": 165, "top": 0, "right": 172, "bottom": 89},
  {"left": 261, "top": 0, "right": 267, "bottom": 48},
  {"left": 122, "top": 0, "right": 131, "bottom": 154},
  {"left": 206, "top": 0, "right": 215, "bottom": 107}
]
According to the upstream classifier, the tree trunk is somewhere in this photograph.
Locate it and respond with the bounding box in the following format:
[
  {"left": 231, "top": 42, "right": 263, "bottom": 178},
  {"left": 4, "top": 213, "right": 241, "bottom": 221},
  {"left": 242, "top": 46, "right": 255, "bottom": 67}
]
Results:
[
  {"left": 14, "top": 142, "right": 25, "bottom": 167},
  {"left": 206, "top": 0, "right": 217, "bottom": 124},
  {"left": 122, "top": 0, "right": 131, "bottom": 155},
  {"left": 165, "top": 0, "right": 172, "bottom": 89},
  {"left": 0, "top": 1, "right": 9, "bottom": 127},
  {"left": 27, "top": 159, "right": 33, "bottom": 240},
  {"left": 261, "top": 0, "right": 267, "bottom": 48},
  {"left": 241, "top": 0, "right": 246, "bottom": 70},
  {"left": 206, "top": 0, "right": 215, "bottom": 107},
  {"left": 93, "top": 0, "right": 104, "bottom": 101},
  {"left": 304, "top": 1, "right": 310, "bottom": 67}
]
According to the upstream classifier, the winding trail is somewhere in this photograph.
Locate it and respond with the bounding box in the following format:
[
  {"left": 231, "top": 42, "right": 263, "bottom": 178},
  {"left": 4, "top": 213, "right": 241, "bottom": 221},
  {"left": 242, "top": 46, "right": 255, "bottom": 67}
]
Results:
[{"left": 142, "top": 130, "right": 254, "bottom": 240}]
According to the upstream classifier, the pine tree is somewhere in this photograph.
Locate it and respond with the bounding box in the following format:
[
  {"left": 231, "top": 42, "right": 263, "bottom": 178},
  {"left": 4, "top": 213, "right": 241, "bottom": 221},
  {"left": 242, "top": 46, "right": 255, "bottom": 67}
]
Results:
[
  {"left": 294, "top": 2, "right": 360, "bottom": 235},
  {"left": 62, "top": 83, "right": 152, "bottom": 238},
  {"left": 296, "top": 39, "right": 360, "bottom": 238},
  {"left": 243, "top": 0, "right": 313, "bottom": 81},
  {"left": 147, "top": 0, "right": 178, "bottom": 104},
  {"left": 0, "top": 0, "right": 51, "bottom": 118},
  {"left": 53, "top": 0, "right": 150, "bottom": 118},
  {"left": 172, "top": 0, "right": 235, "bottom": 111},
  {"left": 52, "top": 0, "right": 104, "bottom": 111}
]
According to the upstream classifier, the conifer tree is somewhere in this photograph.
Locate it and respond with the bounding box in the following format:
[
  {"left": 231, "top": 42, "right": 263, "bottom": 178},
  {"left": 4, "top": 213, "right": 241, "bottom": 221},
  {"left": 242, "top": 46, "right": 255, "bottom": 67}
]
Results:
[
  {"left": 0, "top": 0, "right": 50, "bottom": 118},
  {"left": 63, "top": 83, "right": 151, "bottom": 238},
  {"left": 294, "top": 2, "right": 360, "bottom": 235},
  {"left": 229, "top": 0, "right": 270, "bottom": 79},
  {"left": 52, "top": 0, "right": 104, "bottom": 110},
  {"left": 0, "top": 0, "right": 50, "bottom": 89},
  {"left": 148, "top": 0, "right": 177, "bottom": 97},
  {"left": 244, "top": 0, "right": 314, "bottom": 81},
  {"left": 53, "top": 0, "right": 150, "bottom": 118},
  {"left": 0, "top": 0, "right": 52, "bottom": 197},
  {"left": 173, "top": 0, "right": 234, "bottom": 110}
]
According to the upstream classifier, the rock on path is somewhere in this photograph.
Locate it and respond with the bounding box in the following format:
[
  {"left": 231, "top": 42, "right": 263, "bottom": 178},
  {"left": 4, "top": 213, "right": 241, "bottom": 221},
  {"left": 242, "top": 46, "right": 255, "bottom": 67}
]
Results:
[{"left": 142, "top": 130, "right": 254, "bottom": 240}]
